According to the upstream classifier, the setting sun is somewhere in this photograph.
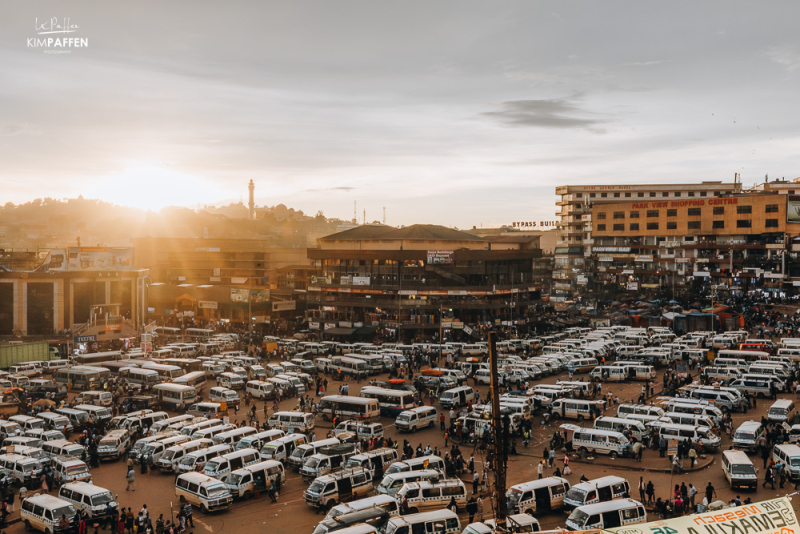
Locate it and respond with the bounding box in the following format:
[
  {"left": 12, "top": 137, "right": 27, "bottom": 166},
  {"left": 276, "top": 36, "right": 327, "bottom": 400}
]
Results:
[{"left": 85, "top": 165, "right": 229, "bottom": 211}]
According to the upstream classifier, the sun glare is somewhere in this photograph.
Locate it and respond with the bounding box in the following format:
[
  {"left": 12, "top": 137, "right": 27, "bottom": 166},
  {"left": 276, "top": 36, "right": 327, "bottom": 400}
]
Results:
[{"left": 85, "top": 166, "right": 227, "bottom": 211}]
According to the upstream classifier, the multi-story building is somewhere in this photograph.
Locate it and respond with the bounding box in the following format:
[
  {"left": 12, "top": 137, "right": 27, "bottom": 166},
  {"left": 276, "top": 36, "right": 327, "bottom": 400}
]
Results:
[
  {"left": 553, "top": 181, "right": 742, "bottom": 300},
  {"left": 133, "top": 237, "right": 310, "bottom": 324},
  {"left": 306, "top": 224, "right": 543, "bottom": 340},
  {"left": 587, "top": 191, "right": 800, "bottom": 297}
]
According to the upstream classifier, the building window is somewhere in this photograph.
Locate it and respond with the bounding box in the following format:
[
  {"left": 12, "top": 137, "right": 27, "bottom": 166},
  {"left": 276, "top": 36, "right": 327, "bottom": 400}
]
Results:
[
  {"left": 736, "top": 219, "right": 752, "bottom": 228},
  {"left": 766, "top": 204, "right": 779, "bottom": 213},
  {"left": 688, "top": 221, "right": 701, "bottom": 229},
  {"left": 613, "top": 224, "right": 624, "bottom": 231},
  {"left": 713, "top": 207, "right": 724, "bottom": 215},
  {"left": 650, "top": 192, "right": 656, "bottom": 197},
  {"left": 667, "top": 209, "right": 677, "bottom": 217},
  {"left": 597, "top": 224, "right": 606, "bottom": 231},
  {"left": 647, "top": 210, "right": 659, "bottom": 218},
  {"left": 625, "top": 192, "right": 631, "bottom": 197},
  {"left": 630, "top": 211, "right": 639, "bottom": 219},
  {"left": 614, "top": 193, "right": 620, "bottom": 198},
  {"left": 688, "top": 208, "right": 701, "bottom": 216},
  {"left": 647, "top": 222, "right": 659, "bottom": 230},
  {"left": 613, "top": 211, "right": 624, "bottom": 219},
  {"left": 712, "top": 220, "right": 724, "bottom": 229},
  {"left": 689, "top": 192, "right": 695, "bottom": 197},
  {"left": 675, "top": 192, "right": 681, "bottom": 197},
  {"left": 576, "top": 193, "right": 583, "bottom": 198},
  {"left": 790, "top": 190, "right": 796, "bottom": 194},
  {"left": 667, "top": 222, "right": 677, "bottom": 229},
  {"left": 590, "top": 193, "right": 596, "bottom": 198},
  {"left": 662, "top": 192, "right": 669, "bottom": 197},
  {"left": 766, "top": 219, "right": 779, "bottom": 228},
  {"left": 638, "top": 193, "right": 644, "bottom": 198},
  {"left": 737, "top": 205, "right": 752, "bottom": 214},
  {"left": 597, "top": 212, "right": 606, "bottom": 219},
  {"left": 630, "top": 223, "right": 639, "bottom": 231},
  {"left": 700, "top": 192, "right": 707, "bottom": 197},
  {"left": 601, "top": 193, "right": 607, "bottom": 198}
]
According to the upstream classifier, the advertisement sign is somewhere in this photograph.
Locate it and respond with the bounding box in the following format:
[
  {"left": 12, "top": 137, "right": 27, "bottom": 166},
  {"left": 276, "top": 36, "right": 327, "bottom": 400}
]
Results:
[
  {"left": 626, "top": 281, "right": 639, "bottom": 291},
  {"left": 198, "top": 301, "right": 218, "bottom": 309},
  {"left": 250, "top": 289, "right": 270, "bottom": 302},
  {"left": 634, "top": 255, "right": 653, "bottom": 262},
  {"left": 606, "top": 497, "right": 797, "bottom": 534},
  {"left": 577, "top": 275, "right": 588, "bottom": 284},
  {"left": 75, "top": 335, "right": 96, "bottom": 343},
  {"left": 788, "top": 195, "right": 800, "bottom": 222},
  {"left": 340, "top": 275, "right": 353, "bottom": 285},
  {"left": 103, "top": 324, "right": 121, "bottom": 332},
  {"left": 463, "top": 325, "right": 473, "bottom": 335},
  {"left": 309, "top": 322, "right": 320, "bottom": 330},
  {"left": 426, "top": 250, "right": 454, "bottom": 265},
  {"left": 49, "top": 247, "right": 134, "bottom": 271},
  {"left": 693, "top": 271, "right": 711, "bottom": 277},
  {"left": 675, "top": 258, "right": 690, "bottom": 263},
  {"left": 272, "top": 300, "right": 297, "bottom": 312},
  {"left": 230, "top": 288, "right": 250, "bottom": 302},
  {"left": 352, "top": 276, "right": 370, "bottom": 286}
]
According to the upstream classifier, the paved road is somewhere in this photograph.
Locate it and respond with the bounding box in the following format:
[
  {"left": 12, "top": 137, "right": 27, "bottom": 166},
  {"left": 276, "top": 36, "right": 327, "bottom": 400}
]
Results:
[{"left": 8, "top": 365, "right": 800, "bottom": 533}]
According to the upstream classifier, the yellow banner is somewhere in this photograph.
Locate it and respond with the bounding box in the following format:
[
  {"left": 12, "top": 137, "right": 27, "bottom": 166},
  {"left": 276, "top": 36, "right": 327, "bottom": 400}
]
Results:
[{"left": 605, "top": 497, "right": 798, "bottom": 534}]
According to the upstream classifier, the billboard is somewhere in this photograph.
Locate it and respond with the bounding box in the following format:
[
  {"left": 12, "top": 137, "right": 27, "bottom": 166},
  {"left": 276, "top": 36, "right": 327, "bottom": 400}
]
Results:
[
  {"left": 49, "top": 247, "right": 134, "bottom": 271},
  {"left": 250, "top": 289, "right": 270, "bottom": 303},
  {"left": 426, "top": 250, "right": 454, "bottom": 265},
  {"left": 272, "top": 300, "right": 297, "bottom": 312},
  {"left": 230, "top": 288, "right": 249, "bottom": 302},
  {"left": 352, "top": 276, "right": 370, "bottom": 286},
  {"left": 789, "top": 195, "right": 800, "bottom": 223},
  {"left": 198, "top": 301, "right": 218, "bottom": 309}
]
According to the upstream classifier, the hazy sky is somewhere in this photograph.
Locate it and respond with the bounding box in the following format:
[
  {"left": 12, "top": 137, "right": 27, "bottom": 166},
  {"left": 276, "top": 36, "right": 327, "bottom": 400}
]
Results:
[{"left": 2, "top": 2, "right": 800, "bottom": 228}]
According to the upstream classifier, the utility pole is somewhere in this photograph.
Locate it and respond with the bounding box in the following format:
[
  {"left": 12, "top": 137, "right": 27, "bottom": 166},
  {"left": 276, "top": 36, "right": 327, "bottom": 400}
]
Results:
[{"left": 488, "top": 330, "right": 507, "bottom": 528}]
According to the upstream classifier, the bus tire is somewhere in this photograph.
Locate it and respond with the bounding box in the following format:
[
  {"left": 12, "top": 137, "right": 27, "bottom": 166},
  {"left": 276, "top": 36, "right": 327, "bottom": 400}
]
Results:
[
  {"left": 577, "top": 415, "right": 584, "bottom": 422},
  {"left": 322, "top": 414, "right": 329, "bottom": 422},
  {"left": 609, "top": 451, "right": 618, "bottom": 460}
]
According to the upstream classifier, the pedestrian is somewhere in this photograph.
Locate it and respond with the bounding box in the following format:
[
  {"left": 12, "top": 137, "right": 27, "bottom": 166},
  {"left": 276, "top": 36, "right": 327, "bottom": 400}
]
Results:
[
  {"left": 125, "top": 467, "right": 135, "bottom": 492},
  {"left": 182, "top": 501, "right": 194, "bottom": 528},
  {"left": 638, "top": 477, "right": 646, "bottom": 503},
  {"left": 646, "top": 481, "right": 655, "bottom": 506},
  {"left": 689, "top": 483, "right": 697, "bottom": 510},
  {"left": 537, "top": 461, "right": 543, "bottom": 479},
  {"left": 477, "top": 495, "right": 484, "bottom": 521},
  {"left": 473, "top": 470, "right": 479, "bottom": 494},
  {"left": 705, "top": 482, "right": 716, "bottom": 504},
  {"left": 467, "top": 496, "right": 477, "bottom": 524},
  {"left": 549, "top": 448, "right": 555, "bottom": 468}
]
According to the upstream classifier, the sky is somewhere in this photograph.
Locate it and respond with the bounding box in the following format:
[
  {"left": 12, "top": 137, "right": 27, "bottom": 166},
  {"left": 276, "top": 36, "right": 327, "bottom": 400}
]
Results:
[{"left": 2, "top": 1, "right": 800, "bottom": 229}]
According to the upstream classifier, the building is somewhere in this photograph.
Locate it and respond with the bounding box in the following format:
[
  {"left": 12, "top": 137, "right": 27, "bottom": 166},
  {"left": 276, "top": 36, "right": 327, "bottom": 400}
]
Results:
[
  {"left": 0, "top": 247, "right": 148, "bottom": 340},
  {"left": 586, "top": 191, "right": 800, "bottom": 297},
  {"left": 133, "top": 237, "right": 310, "bottom": 325},
  {"left": 553, "top": 181, "right": 743, "bottom": 300},
  {"left": 306, "top": 224, "right": 543, "bottom": 340}
]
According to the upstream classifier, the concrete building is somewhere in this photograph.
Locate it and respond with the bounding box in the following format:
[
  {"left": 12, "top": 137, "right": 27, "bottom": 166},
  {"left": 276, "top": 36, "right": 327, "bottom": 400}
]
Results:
[
  {"left": 553, "top": 181, "right": 743, "bottom": 300},
  {"left": 133, "top": 237, "right": 310, "bottom": 325},
  {"left": 306, "top": 224, "right": 543, "bottom": 339}
]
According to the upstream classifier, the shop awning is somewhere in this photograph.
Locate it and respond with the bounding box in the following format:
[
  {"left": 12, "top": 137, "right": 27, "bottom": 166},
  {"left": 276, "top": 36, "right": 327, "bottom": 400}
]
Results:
[{"left": 355, "top": 326, "right": 378, "bottom": 335}]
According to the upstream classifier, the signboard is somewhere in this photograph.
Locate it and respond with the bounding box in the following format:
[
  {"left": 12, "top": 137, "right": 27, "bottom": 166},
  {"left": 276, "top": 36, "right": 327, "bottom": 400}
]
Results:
[
  {"left": 309, "top": 322, "right": 320, "bottom": 330},
  {"left": 339, "top": 321, "right": 352, "bottom": 328},
  {"left": 231, "top": 277, "right": 248, "bottom": 284},
  {"left": 634, "top": 255, "right": 653, "bottom": 262},
  {"left": 693, "top": 271, "right": 711, "bottom": 277},
  {"left": 213, "top": 268, "right": 221, "bottom": 276},
  {"left": 198, "top": 301, "right": 218, "bottom": 309},
  {"left": 352, "top": 276, "right": 370, "bottom": 286},
  {"left": 593, "top": 247, "right": 631, "bottom": 253},
  {"left": 140, "top": 342, "right": 152, "bottom": 354},
  {"left": 250, "top": 289, "right": 270, "bottom": 302},
  {"left": 788, "top": 195, "right": 800, "bottom": 222},
  {"left": 272, "top": 300, "right": 297, "bottom": 312},
  {"left": 511, "top": 221, "right": 558, "bottom": 228},
  {"left": 426, "top": 250, "right": 454, "bottom": 265},
  {"left": 668, "top": 438, "right": 678, "bottom": 456},
  {"left": 598, "top": 256, "right": 614, "bottom": 262},
  {"left": 49, "top": 247, "right": 134, "bottom": 271},
  {"left": 577, "top": 275, "right": 588, "bottom": 284},
  {"left": 626, "top": 281, "right": 639, "bottom": 291},
  {"left": 103, "top": 324, "right": 121, "bottom": 332},
  {"left": 764, "top": 273, "right": 785, "bottom": 279},
  {"left": 606, "top": 497, "right": 797, "bottom": 534},
  {"left": 340, "top": 275, "right": 352, "bottom": 285},
  {"left": 75, "top": 335, "right": 96, "bottom": 343},
  {"left": 452, "top": 322, "right": 464, "bottom": 329},
  {"left": 675, "top": 258, "right": 690, "bottom": 263},
  {"left": 463, "top": 325, "right": 473, "bottom": 335},
  {"left": 230, "top": 288, "right": 250, "bottom": 302}
]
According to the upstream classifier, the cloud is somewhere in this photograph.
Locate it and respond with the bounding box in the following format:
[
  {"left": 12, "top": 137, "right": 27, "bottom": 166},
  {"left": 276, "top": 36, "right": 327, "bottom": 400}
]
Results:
[
  {"left": 765, "top": 44, "right": 800, "bottom": 72},
  {"left": 302, "top": 186, "right": 356, "bottom": 193},
  {"left": 481, "top": 94, "right": 607, "bottom": 132}
]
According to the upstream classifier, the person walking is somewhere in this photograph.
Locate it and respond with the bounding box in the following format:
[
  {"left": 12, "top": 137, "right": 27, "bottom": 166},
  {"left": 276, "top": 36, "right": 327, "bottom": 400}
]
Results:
[
  {"left": 646, "top": 481, "right": 655, "bottom": 506},
  {"left": 705, "top": 482, "right": 716, "bottom": 504},
  {"left": 638, "top": 477, "right": 646, "bottom": 503},
  {"left": 537, "top": 461, "right": 543, "bottom": 479},
  {"left": 466, "top": 496, "right": 477, "bottom": 524},
  {"left": 125, "top": 467, "right": 135, "bottom": 492},
  {"left": 473, "top": 471, "right": 480, "bottom": 494},
  {"left": 688, "top": 483, "right": 697, "bottom": 511},
  {"left": 182, "top": 501, "right": 194, "bottom": 528}
]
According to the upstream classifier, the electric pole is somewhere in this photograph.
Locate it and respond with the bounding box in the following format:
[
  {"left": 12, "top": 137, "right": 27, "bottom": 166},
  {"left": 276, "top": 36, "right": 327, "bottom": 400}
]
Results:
[{"left": 488, "top": 330, "right": 508, "bottom": 527}]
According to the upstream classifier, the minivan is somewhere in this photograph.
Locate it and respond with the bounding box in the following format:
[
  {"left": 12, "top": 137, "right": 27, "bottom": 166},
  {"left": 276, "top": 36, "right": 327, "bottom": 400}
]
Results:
[
  {"left": 382, "top": 510, "right": 460, "bottom": 534},
  {"left": 204, "top": 448, "right": 260, "bottom": 478},
  {"left": 395, "top": 479, "right": 467, "bottom": 513},
  {"left": 768, "top": 399, "right": 796, "bottom": 423},
  {"left": 58, "top": 482, "right": 117, "bottom": 519},
  {"left": 773, "top": 444, "right": 800, "bottom": 480},
  {"left": 222, "top": 459, "right": 285, "bottom": 499},
  {"left": 139, "top": 434, "right": 190, "bottom": 465},
  {"left": 325, "top": 494, "right": 400, "bottom": 520},
  {"left": 438, "top": 386, "right": 476, "bottom": 409},
  {"left": 550, "top": 399, "right": 605, "bottom": 422},
  {"left": 506, "top": 477, "right": 571, "bottom": 515},
  {"left": 208, "top": 387, "right": 241, "bottom": 408},
  {"left": 176, "top": 444, "right": 232, "bottom": 474},
  {"left": 566, "top": 499, "right": 647, "bottom": 531},
  {"left": 383, "top": 455, "right": 445, "bottom": 476},
  {"left": 260, "top": 433, "right": 308, "bottom": 462},
  {"left": 304, "top": 467, "right": 373, "bottom": 510},
  {"left": 287, "top": 437, "right": 341, "bottom": 469},
  {"left": 175, "top": 472, "right": 233, "bottom": 513},
  {"left": 97, "top": 429, "right": 131, "bottom": 461},
  {"left": 659, "top": 423, "right": 721, "bottom": 451},
  {"left": 594, "top": 417, "right": 648, "bottom": 443},
  {"left": 268, "top": 411, "right": 315, "bottom": 434},
  {"left": 563, "top": 476, "right": 630, "bottom": 511},
  {"left": 235, "top": 429, "right": 285, "bottom": 452},
  {"left": 344, "top": 448, "right": 398, "bottom": 478},
  {"left": 571, "top": 428, "right": 630, "bottom": 458},
  {"left": 721, "top": 449, "right": 758, "bottom": 489},
  {"left": 375, "top": 469, "right": 441, "bottom": 496},
  {"left": 21, "top": 494, "right": 77, "bottom": 533},
  {"left": 733, "top": 420, "right": 764, "bottom": 453},
  {"left": 155, "top": 438, "right": 214, "bottom": 472}
]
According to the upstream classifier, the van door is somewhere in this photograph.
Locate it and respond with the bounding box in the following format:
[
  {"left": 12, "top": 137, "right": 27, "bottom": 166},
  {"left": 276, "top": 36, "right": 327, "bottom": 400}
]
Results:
[
  {"left": 598, "top": 485, "right": 612, "bottom": 502},
  {"left": 339, "top": 477, "right": 353, "bottom": 500},
  {"left": 534, "top": 486, "right": 551, "bottom": 511}
]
